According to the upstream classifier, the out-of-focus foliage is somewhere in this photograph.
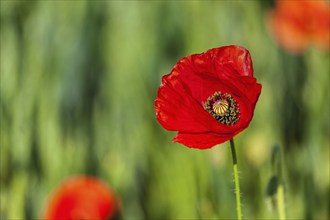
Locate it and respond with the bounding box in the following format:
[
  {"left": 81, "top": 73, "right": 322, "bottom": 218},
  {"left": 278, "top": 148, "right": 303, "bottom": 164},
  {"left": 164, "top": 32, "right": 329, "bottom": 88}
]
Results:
[{"left": 0, "top": 1, "right": 329, "bottom": 219}]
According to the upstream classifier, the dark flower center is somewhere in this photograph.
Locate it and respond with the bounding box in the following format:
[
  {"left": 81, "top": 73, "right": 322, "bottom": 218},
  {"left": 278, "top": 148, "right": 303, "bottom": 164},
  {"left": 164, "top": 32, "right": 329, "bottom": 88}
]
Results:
[{"left": 204, "top": 92, "right": 240, "bottom": 125}]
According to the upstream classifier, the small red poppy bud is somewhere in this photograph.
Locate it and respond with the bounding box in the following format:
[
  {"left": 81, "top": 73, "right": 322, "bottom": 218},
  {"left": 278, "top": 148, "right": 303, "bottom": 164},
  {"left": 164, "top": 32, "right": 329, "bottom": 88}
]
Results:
[{"left": 42, "top": 176, "right": 120, "bottom": 220}]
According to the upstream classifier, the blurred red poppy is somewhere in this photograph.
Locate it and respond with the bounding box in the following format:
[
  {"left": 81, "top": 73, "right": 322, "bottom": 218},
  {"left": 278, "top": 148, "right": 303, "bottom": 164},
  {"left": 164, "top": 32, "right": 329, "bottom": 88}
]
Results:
[
  {"left": 267, "top": 0, "right": 330, "bottom": 54},
  {"left": 155, "top": 45, "right": 261, "bottom": 149},
  {"left": 43, "top": 176, "right": 120, "bottom": 220}
]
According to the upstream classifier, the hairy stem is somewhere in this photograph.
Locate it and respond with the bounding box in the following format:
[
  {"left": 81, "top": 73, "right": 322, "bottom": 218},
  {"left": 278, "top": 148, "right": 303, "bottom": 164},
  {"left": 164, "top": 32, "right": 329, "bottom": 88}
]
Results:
[{"left": 230, "top": 139, "right": 242, "bottom": 220}]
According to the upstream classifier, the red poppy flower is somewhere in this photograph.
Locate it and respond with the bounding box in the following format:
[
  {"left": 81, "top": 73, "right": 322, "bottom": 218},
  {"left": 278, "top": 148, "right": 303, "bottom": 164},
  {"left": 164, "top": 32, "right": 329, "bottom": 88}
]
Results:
[
  {"left": 267, "top": 0, "right": 330, "bottom": 54},
  {"left": 155, "top": 45, "right": 261, "bottom": 149},
  {"left": 43, "top": 176, "right": 120, "bottom": 220}
]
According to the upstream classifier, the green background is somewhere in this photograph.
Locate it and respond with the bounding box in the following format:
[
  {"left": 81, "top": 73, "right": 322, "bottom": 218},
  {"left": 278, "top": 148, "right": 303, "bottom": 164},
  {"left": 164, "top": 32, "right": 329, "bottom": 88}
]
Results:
[{"left": 1, "top": 1, "right": 329, "bottom": 219}]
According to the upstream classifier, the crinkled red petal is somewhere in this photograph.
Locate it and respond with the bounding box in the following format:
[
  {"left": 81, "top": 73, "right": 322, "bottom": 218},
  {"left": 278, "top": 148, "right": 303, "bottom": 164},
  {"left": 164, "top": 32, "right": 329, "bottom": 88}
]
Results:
[{"left": 173, "top": 132, "right": 231, "bottom": 149}]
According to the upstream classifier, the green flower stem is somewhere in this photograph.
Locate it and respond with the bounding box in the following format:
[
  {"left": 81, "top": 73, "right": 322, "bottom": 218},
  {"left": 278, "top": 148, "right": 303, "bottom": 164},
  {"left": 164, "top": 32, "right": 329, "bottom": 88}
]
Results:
[
  {"left": 230, "top": 139, "right": 242, "bottom": 220},
  {"left": 277, "top": 183, "right": 286, "bottom": 220}
]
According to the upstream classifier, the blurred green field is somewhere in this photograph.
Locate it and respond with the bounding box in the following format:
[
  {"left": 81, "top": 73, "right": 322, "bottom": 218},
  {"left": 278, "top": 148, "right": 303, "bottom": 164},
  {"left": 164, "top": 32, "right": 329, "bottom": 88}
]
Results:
[{"left": 0, "top": 1, "right": 329, "bottom": 219}]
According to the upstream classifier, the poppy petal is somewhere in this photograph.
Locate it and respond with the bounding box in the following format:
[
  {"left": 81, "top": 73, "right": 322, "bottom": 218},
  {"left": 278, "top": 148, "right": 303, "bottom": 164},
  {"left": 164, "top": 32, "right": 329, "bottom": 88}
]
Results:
[
  {"left": 210, "top": 45, "right": 254, "bottom": 77},
  {"left": 173, "top": 132, "right": 231, "bottom": 149}
]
